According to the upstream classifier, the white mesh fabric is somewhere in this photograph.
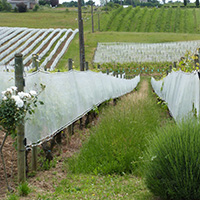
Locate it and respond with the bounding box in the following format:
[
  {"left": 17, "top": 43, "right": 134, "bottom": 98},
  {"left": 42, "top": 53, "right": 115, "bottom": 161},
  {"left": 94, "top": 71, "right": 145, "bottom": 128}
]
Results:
[
  {"left": 151, "top": 70, "right": 199, "bottom": 121},
  {"left": 94, "top": 42, "right": 200, "bottom": 63},
  {"left": 0, "top": 70, "right": 140, "bottom": 146}
]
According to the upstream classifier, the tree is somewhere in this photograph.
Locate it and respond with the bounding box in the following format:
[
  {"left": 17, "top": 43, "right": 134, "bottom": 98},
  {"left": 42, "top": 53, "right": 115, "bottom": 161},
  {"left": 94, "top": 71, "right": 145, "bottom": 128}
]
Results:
[
  {"left": 196, "top": 0, "right": 199, "bottom": 7},
  {"left": 1, "top": 0, "right": 12, "bottom": 11},
  {"left": 184, "top": 0, "right": 187, "bottom": 6},
  {"left": 16, "top": 2, "right": 27, "bottom": 12},
  {"left": 50, "top": 0, "right": 58, "bottom": 7}
]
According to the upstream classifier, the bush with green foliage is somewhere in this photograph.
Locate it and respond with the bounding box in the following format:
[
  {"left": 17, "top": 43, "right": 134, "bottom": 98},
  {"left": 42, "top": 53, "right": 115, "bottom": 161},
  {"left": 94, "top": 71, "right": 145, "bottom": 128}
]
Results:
[
  {"left": 33, "top": 4, "right": 39, "bottom": 11},
  {"left": 16, "top": 2, "right": 27, "bottom": 12},
  {"left": 145, "top": 119, "right": 200, "bottom": 200},
  {"left": 0, "top": 0, "right": 12, "bottom": 11}
]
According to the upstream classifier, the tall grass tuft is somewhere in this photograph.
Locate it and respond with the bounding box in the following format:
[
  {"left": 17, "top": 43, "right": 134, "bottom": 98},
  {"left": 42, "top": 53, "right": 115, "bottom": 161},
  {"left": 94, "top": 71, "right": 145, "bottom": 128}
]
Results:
[
  {"left": 145, "top": 119, "right": 200, "bottom": 200},
  {"left": 68, "top": 79, "right": 167, "bottom": 175}
]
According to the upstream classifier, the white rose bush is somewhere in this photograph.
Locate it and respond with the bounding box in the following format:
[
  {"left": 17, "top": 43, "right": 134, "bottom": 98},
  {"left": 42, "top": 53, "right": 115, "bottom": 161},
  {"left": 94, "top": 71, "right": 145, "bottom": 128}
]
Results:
[
  {"left": 0, "top": 86, "right": 44, "bottom": 135},
  {"left": 0, "top": 84, "right": 45, "bottom": 191}
]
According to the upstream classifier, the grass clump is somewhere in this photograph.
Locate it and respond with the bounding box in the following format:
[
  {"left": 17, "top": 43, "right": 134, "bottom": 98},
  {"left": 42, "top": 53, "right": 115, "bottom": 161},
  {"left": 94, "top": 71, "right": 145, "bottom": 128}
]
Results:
[
  {"left": 18, "top": 182, "right": 31, "bottom": 196},
  {"left": 145, "top": 119, "right": 200, "bottom": 200}
]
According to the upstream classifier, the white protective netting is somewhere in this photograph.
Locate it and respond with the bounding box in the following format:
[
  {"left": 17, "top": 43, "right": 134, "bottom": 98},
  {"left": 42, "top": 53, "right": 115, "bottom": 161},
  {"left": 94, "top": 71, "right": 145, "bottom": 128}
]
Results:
[
  {"left": 151, "top": 70, "right": 199, "bottom": 121},
  {"left": 0, "top": 70, "right": 140, "bottom": 146},
  {"left": 94, "top": 41, "right": 200, "bottom": 63}
]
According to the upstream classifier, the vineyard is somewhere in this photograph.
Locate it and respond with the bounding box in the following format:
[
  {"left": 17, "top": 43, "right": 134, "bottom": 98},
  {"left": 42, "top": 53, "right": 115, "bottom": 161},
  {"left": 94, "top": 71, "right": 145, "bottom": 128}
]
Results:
[
  {"left": 0, "top": 27, "right": 78, "bottom": 71},
  {"left": 101, "top": 7, "right": 200, "bottom": 34},
  {"left": 94, "top": 41, "right": 200, "bottom": 63},
  {"left": 1, "top": 6, "right": 200, "bottom": 200}
]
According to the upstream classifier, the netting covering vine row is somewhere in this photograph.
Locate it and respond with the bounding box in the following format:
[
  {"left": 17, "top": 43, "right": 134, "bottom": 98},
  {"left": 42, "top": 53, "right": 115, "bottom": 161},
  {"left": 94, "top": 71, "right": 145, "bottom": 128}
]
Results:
[
  {"left": 151, "top": 70, "right": 199, "bottom": 121},
  {"left": 0, "top": 27, "right": 78, "bottom": 71},
  {"left": 94, "top": 41, "right": 200, "bottom": 63},
  {"left": 0, "top": 70, "right": 140, "bottom": 146}
]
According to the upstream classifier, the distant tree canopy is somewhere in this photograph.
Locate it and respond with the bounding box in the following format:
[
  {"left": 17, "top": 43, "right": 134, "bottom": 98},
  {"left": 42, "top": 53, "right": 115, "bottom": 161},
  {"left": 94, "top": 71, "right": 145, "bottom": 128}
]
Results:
[
  {"left": 17, "top": 2, "right": 27, "bottom": 12},
  {"left": 0, "top": 0, "right": 12, "bottom": 11},
  {"left": 39, "top": 0, "right": 59, "bottom": 7},
  {"left": 196, "top": 0, "right": 199, "bottom": 7},
  {"left": 62, "top": 0, "right": 84, "bottom": 7}
]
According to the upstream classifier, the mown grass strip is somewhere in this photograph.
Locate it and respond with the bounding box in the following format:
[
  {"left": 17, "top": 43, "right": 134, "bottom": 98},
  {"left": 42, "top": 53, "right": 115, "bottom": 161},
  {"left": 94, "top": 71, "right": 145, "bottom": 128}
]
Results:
[{"left": 68, "top": 78, "right": 173, "bottom": 175}]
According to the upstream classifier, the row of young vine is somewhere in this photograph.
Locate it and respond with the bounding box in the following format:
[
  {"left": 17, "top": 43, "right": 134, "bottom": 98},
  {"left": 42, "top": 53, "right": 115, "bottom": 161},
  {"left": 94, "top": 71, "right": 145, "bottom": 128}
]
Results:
[{"left": 102, "top": 6, "right": 199, "bottom": 33}]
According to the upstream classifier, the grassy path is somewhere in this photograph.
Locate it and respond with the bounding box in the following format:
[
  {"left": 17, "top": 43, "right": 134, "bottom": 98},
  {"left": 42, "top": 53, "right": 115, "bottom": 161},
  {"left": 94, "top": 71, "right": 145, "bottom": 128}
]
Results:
[{"left": 6, "top": 78, "right": 172, "bottom": 200}]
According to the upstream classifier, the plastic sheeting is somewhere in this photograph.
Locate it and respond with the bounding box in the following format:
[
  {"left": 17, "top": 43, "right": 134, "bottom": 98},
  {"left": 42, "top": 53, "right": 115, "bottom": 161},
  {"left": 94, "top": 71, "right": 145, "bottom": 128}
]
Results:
[
  {"left": 0, "top": 70, "right": 140, "bottom": 146},
  {"left": 151, "top": 70, "right": 199, "bottom": 121}
]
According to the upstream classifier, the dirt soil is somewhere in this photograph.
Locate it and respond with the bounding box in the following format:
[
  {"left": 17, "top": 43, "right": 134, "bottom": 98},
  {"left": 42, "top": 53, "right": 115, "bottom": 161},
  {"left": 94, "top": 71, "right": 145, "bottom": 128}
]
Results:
[{"left": 0, "top": 80, "right": 148, "bottom": 200}]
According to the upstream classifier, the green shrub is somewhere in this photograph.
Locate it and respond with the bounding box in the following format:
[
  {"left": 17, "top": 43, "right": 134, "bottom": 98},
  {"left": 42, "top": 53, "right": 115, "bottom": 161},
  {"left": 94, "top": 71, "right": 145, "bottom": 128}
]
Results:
[
  {"left": 145, "top": 119, "right": 200, "bottom": 200},
  {"left": 18, "top": 182, "right": 31, "bottom": 196},
  {"left": 16, "top": 2, "right": 27, "bottom": 12},
  {"left": 33, "top": 4, "right": 39, "bottom": 11}
]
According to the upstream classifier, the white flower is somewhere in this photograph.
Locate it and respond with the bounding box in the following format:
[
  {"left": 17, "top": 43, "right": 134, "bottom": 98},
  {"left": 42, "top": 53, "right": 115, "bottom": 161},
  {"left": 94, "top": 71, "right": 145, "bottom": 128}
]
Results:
[
  {"left": 29, "top": 90, "right": 37, "bottom": 96},
  {"left": 18, "top": 92, "right": 31, "bottom": 99},
  {"left": 3, "top": 96, "right": 7, "bottom": 101},
  {"left": 2, "top": 91, "right": 6, "bottom": 96},
  {"left": 6, "top": 88, "right": 13, "bottom": 94},
  {"left": 11, "top": 86, "right": 17, "bottom": 91},
  {"left": 151, "top": 156, "right": 157, "bottom": 161},
  {"left": 11, "top": 95, "right": 24, "bottom": 108}
]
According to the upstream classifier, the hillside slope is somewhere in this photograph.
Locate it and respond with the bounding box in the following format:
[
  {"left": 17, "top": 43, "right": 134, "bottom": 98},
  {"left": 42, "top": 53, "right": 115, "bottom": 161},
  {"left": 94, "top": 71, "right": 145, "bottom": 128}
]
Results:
[{"left": 100, "top": 7, "right": 200, "bottom": 34}]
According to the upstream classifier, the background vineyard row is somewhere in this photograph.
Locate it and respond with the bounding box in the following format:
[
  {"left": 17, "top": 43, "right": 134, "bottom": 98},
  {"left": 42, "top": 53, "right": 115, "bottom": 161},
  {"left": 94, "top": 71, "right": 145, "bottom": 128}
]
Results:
[{"left": 101, "top": 7, "right": 200, "bottom": 34}]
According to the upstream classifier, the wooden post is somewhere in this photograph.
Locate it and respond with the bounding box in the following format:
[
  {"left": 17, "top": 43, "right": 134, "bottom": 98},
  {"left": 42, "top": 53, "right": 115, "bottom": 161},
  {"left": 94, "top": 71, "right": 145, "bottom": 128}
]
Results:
[
  {"left": 198, "top": 48, "right": 200, "bottom": 65},
  {"left": 68, "top": 58, "right": 73, "bottom": 70},
  {"left": 173, "top": 62, "right": 176, "bottom": 69},
  {"left": 36, "top": 54, "right": 39, "bottom": 70},
  {"left": 106, "top": 69, "right": 109, "bottom": 75},
  {"left": 32, "top": 54, "right": 36, "bottom": 69},
  {"left": 15, "top": 53, "right": 26, "bottom": 183},
  {"left": 98, "top": 13, "right": 100, "bottom": 31},
  {"left": 31, "top": 146, "right": 37, "bottom": 171},
  {"left": 85, "top": 61, "right": 89, "bottom": 70},
  {"left": 169, "top": 65, "right": 172, "bottom": 72},
  {"left": 78, "top": 0, "right": 85, "bottom": 71},
  {"left": 91, "top": 2, "right": 94, "bottom": 33},
  {"left": 68, "top": 59, "right": 74, "bottom": 135}
]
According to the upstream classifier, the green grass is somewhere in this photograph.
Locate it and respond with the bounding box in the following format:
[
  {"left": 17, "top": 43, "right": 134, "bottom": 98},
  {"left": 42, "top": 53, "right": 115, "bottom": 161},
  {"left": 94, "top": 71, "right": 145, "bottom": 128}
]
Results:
[
  {"left": 68, "top": 78, "right": 172, "bottom": 175},
  {"left": 12, "top": 174, "right": 154, "bottom": 200}
]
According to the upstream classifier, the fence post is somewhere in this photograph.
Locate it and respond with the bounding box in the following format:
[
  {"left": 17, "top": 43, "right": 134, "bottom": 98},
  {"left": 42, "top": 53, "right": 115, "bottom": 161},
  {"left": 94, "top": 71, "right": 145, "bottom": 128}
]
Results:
[
  {"left": 15, "top": 53, "right": 26, "bottom": 183},
  {"left": 106, "top": 69, "right": 109, "bottom": 75},
  {"left": 32, "top": 146, "right": 37, "bottom": 171},
  {"left": 68, "top": 59, "right": 74, "bottom": 135},
  {"left": 98, "top": 13, "right": 100, "bottom": 31},
  {"left": 68, "top": 58, "right": 73, "bottom": 70},
  {"left": 173, "top": 62, "right": 177, "bottom": 69},
  {"left": 85, "top": 61, "right": 89, "bottom": 71},
  {"left": 198, "top": 48, "right": 200, "bottom": 65},
  {"left": 32, "top": 54, "right": 36, "bottom": 69},
  {"left": 169, "top": 65, "right": 172, "bottom": 72}
]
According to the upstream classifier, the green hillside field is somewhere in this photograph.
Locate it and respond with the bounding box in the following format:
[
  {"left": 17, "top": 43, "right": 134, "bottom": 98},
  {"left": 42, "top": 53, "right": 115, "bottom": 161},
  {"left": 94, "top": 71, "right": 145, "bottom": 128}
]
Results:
[{"left": 100, "top": 6, "right": 200, "bottom": 34}]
